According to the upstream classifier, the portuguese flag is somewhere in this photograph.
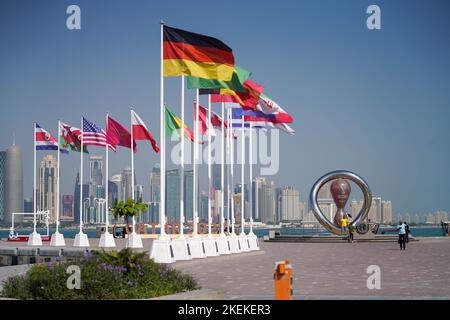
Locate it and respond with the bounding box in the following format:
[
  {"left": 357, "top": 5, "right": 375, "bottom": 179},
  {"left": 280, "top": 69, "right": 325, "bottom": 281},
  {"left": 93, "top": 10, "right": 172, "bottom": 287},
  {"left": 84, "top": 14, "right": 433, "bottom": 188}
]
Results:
[
  {"left": 186, "top": 65, "right": 251, "bottom": 93},
  {"left": 165, "top": 106, "right": 195, "bottom": 142},
  {"left": 163, "top": 25, "right": 235, "bottom": 81}
]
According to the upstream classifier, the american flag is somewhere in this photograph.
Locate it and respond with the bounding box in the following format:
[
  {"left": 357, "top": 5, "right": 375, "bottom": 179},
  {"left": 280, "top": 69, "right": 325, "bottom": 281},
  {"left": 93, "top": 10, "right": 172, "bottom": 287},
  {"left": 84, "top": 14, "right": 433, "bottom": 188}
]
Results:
[{"left": 82, "top": 117, "right": 116, "bottom": 151}]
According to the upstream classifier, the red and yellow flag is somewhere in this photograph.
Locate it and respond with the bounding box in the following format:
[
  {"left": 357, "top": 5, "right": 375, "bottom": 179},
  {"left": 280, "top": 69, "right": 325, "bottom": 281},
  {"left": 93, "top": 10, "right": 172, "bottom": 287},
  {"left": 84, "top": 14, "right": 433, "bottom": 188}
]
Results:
[{"left": 163, "top": 25, "right": 235, "bottom": 81}]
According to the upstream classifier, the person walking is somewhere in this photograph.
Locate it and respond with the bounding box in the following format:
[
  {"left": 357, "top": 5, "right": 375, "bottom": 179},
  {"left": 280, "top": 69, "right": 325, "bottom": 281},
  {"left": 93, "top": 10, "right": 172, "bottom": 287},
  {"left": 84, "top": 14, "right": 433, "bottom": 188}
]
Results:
[
  {"left": 397, "top": 219, "right": 407, "bottom": 250},
  {"left": 340, "top": 215, "right": 349, "bottom": 236}
]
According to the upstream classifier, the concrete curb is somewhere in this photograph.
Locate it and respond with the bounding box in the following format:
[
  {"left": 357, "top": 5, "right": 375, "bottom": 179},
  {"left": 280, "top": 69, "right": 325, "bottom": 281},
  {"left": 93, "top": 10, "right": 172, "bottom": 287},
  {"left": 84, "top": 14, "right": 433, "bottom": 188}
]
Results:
[{"left": 148, "top": 288, "right": 229, "bottom": 300}]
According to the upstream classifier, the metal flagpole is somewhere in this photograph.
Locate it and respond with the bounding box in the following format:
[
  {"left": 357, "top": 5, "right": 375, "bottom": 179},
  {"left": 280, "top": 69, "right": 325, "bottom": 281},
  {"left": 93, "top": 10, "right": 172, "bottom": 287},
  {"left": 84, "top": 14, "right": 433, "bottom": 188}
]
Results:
[
  {"left": 56, "top": 120, "right": 60, "bottom": 234},
  {"left": 249, "top": 121, "right": 253, "bottom": 230},
  {"left": 180, "top": 76, "right": 185, "bottom": 237},
  {"left": 79, "top": 117, "right": 84, "bottom": 233},
  {"left": 159, "top": 22, "right": 166, "bottom": 240},
  {"left": 207, "top": 94, "right": 212, "bottom": 236},
  {"left": 105, "top": 114, "right": 109, "bottom": 233},
  {"left": 220, "top": 102, "right": 225, "bottom": 235},
  {"left": 226, "top": 110, "right": 230, "bottom": 234},
  {"left": 240, "top": 114, "right": 245, "bottom": 235},
  {"left": 193, "top": 90, "right": 199, "bottom": 237},
  {"left": 33, "top": 123, "right": 37, "bottom": 233},
  {"left": 230, "top": 108, "right": 235, "bottom": 235}
]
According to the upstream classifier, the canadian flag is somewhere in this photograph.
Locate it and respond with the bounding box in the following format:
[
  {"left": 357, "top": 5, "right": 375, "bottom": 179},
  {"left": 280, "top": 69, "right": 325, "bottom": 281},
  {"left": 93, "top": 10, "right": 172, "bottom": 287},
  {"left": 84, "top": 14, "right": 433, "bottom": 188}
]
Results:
[{"left": 131, "top": 110, "right": 160, "bottom": 153}]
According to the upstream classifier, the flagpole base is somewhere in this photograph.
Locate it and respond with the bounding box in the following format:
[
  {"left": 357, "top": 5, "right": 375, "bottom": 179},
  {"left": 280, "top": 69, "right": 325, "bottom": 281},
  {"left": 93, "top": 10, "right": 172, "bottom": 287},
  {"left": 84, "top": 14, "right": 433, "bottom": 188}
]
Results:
[
  {"left": 50, "top": 231, "right": 66, "bottom": 247},
  {"left": 73, "top": 231, "right": 90, "bottom": 247},
  {"left": 27, "top": 231, "right": 42, "bottom": 246},
  {"left": 126, "top": 232, "right": 143, "bottom": 249},
  {"left": 216, "top": 234, "right": 231, "bottom": 255},
  {"left": 247, "top": 233, "right": 260, "bottom": 251},
  {"left": 227, "top": 233, "right": 241, "bottom": 254},
  {"left": 238, "top": 233, "right": 251, "bottom": 252},
  {"left": 202, "top": 236, "right": 219, "bottom": 257},
  {"left": 187, "top": 236, "right": 206, "bottom": 258},
  {"left": 171, "top": 237, "right": 192, "bottom": 260},
  {"left": 150, "top": 238, "right": 175, "bottom": 263},
  {"left": 99, "top": 231, "right": 116, "bottom": 248}
]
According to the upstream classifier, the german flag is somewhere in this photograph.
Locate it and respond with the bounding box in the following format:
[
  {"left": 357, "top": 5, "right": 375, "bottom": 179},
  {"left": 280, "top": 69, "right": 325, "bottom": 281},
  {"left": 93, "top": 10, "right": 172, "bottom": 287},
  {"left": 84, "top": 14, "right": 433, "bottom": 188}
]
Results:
[{"left": 163, "top": 25, "right": 235, "bottom": 81}]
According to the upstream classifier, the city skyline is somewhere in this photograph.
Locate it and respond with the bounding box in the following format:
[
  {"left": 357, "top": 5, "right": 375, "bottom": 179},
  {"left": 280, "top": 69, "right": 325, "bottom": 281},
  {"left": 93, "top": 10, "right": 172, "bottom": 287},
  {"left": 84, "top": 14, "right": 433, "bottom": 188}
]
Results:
[{"left": 1, "top": 1, "right": 450, "bottom": 217}]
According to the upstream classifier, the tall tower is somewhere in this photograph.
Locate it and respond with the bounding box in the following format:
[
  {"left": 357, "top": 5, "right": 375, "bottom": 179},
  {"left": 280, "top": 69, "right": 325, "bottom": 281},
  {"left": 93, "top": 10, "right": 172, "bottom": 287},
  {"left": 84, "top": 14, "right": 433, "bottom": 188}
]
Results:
[
  {"left": 5, "top": 141, "right": 23, "bottom": 224},
  {"left": 122, "top": 166, "right": 132, "bottom": 201},
  {"left": 38, "top": 155, "right": 57, "bottom": 223},
  {"left": 0, "top": 150, "right": 6, "bottom": 222},
  {"left": 165, "top": 169, "right": 180, "bottom": 223}
]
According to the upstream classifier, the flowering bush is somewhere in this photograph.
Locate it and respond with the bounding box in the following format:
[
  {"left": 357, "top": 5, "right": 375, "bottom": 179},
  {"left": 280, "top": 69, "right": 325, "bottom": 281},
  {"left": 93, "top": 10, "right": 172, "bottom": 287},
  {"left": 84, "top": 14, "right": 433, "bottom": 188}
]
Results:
[{"left": 0, "top": 248, "right": 199, "bottom": 300}]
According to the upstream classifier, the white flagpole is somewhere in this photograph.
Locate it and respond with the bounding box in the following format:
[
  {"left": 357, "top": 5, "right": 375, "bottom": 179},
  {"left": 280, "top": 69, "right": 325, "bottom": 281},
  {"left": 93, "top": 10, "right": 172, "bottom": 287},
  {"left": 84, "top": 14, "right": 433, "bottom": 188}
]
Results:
[
  {"left": 240, "top": 114, "right": 245, "bottom": 235},
  {"left": 159, "top": 22, "right": 166, "bottom": 239},
  {"left": 33, "top": 123, "right": 37, "bottom": 233},
  {"left": 193, "top": 89, "right": 199, "bottom": 237},
  {"left": 220, "top": 102, "right": 225, "bottom": 235},
  {"left": 207, "top": 94, "right": 212, "bottom": 236},
  {"left": 230, "top": 108, "right": 235, "bottom": 235},
  {"left": 249, "top": 121, "right": 254, "bottom": 233},
  {"left": 79, "top": 117, "right": 84, "bottom": 233},
  {"left": 105, "top": 114, "right": 110, "bottom": 233},
  {"left": 56, "top": 120, "right": 61, "bottom": 233},
  {"left": 180, "top": 75, "right": 185, "bottom": 237}
]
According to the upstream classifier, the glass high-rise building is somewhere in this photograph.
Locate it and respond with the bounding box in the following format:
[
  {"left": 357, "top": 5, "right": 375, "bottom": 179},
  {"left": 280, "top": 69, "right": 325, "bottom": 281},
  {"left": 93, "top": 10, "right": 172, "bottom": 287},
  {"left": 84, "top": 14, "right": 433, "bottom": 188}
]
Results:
[
  {"left": 165, "top": 169, "right": 180, "bottom": 223},
  {"left": 38, "top": 154, "right": 57, "bottom": 224},
  {"left": 4, "top": 142, "right": 23, "bottom": 224},
  {"left": 0, "top": 151, "right": 6, "bottom": 223},
  {"left": 122, "top": 166, "right": 132, "bottom": 201},
  {"left": 184, "top": 170, "right": 194, "bottom": 222}
]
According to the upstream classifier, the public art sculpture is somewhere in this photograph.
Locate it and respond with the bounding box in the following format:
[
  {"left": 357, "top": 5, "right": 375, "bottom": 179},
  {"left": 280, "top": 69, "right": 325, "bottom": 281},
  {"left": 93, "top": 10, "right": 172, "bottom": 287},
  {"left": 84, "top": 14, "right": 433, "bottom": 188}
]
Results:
[{"left": 309, "top": 170, "right": 372, "bottom": 235}]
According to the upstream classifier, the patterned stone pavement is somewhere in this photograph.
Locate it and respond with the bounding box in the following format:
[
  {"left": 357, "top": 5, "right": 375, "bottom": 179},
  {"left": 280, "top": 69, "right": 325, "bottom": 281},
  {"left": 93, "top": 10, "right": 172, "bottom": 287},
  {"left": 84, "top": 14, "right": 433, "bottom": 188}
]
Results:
[{"left": 174, "top": 237, "right": 450, "bottom": 299}]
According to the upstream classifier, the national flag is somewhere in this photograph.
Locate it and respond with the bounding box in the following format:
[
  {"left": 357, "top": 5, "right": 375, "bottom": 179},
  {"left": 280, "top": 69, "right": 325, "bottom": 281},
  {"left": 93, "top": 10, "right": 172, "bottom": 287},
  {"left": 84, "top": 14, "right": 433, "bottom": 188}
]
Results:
[
  {"left": 230, "top": 105, "right": 295, "bottom": 135},
  {"left": 82, "top": 117, "right": 116, "bottom": 151},
  {"left": 131, "top": 110, "right": 160, "bottom": 153},
  {"left": 35, "top": 123, "right": 68, "bottom": 153},
  {"left": 165, "top": 106, "right": 196, "bottom": 142},
  {"left": 163, "top": 25, "right": 235, "bottom": 81},
  {"left": 187, "top": 65, "right": 251, "bottom": 93},
  {"left": 258, "top": 94, "right": 293, "bottom": 123},
  {"left": 194, "top": 104, "right": 228, "bottom": 136},
  {"left": 60, "top": 122, "right": 88, "bottom": 153},
  {"left": 205, "top": 80, "right": 264, "bottom": 110},
  {"left": 107, "top": 115, "right": 137, "bottom": 153}
]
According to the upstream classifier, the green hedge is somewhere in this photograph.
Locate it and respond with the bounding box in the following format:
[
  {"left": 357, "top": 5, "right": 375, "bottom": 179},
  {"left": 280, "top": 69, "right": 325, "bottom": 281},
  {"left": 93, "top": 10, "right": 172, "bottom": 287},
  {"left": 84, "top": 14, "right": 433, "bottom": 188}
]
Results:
[{"left": 1, "top": 249, "right": 199, "bottom": 300}]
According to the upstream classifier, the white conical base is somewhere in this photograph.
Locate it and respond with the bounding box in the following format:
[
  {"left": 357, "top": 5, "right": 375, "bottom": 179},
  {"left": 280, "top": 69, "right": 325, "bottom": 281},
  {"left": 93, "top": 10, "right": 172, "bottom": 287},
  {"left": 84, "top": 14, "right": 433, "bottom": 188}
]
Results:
[
  {"left": 150, "top": 238, "right": 175, "bottom": 263},
  {"left": 187, "top": 236, "right": 206, "bottom": 258},
  {"left": 238, "top": 234, "right": 250, "bottom": 252},
  {"left": 73, "top": 231, "right": 90, "bottom": 247},
  {"left": 126, "top": 232, "right": 143, "bottom": 249},
  {"left": 99, "top": 231, "right": 116, "bottom": 248},
  {"left": 247, "top": 233, "right": 259, "bottom": 251},
  {"left": 171, "top": 236, "right": 191, "bottom": 260},
  {"left": 202, "top": 236, "right": 219, "bottom": 257},
  {"left": 50, "top": 231, "right": 66, "bottom": 246},
  {"left": 216, "top": 234, "right": 231, "bottom": 255},
  {"left": 27, "top": 231, "right": 42, "bottom": 246},
  {"left": 228, "top": 234, "right": 241, "bottom": 253}
]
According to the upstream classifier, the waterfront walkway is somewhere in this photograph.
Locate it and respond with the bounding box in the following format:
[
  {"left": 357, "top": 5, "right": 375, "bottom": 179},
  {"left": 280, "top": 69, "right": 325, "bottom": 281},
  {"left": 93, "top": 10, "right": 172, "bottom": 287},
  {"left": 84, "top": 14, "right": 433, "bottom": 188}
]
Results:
[{"left": 1, "top": 237, "right": 450, "bottom": 299}]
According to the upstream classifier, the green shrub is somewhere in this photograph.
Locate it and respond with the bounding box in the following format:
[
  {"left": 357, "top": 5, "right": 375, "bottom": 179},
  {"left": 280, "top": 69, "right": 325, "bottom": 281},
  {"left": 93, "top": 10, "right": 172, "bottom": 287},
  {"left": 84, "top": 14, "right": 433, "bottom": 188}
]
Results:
[{"left": 1, "top": 248, "right": 199, "bottom": 300}]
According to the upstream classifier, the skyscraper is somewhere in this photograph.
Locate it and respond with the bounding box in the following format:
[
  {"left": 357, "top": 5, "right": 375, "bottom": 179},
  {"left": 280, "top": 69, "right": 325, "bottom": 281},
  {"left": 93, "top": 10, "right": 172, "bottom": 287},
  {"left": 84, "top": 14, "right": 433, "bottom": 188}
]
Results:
[
  {"left": 62, "top": 195, "right": 74, "bottom": 221},
  {"left": 199, "top": 191, "right": 209, "bottom": 222},
  {"left": 165, "top": 169, "right": 180, "bottom": 223},
  {"left": 317, "top": 182, "right": 333, "bottom": 222},
  {"left": 122, "top": 166, "right": 132, "bottom": 201},
  {"left": 252, "top": 177, "right": 276, "bottom": 224},
  {"left": 381, "top": 201, "right": 393, "bottom": 224},
  {"left": 184, "top": 169, "right": 194, "bottom": 222},
  {"left": 279, "top": 186, "right": 301, "bottom": 222},
  {"left": 149, "top": 164, "right": 161, "bottom": 223},
  {"left": 0, "top": 151, "right": 6, "bottom": 223},
  {"left": 73, "top": 172, "right": 89, "bottom": 226},
  {"left": 38, "top": 154, "right": 57, "bottom": 224},
  {"left": 89, "top": 155, "right": 103, "bottom": 198},
  {"left": 4, "top": 142, "right": 23, "bottom": 224},
  {"left": 109, "top": 174, "right": 122, "bottom": 203}
]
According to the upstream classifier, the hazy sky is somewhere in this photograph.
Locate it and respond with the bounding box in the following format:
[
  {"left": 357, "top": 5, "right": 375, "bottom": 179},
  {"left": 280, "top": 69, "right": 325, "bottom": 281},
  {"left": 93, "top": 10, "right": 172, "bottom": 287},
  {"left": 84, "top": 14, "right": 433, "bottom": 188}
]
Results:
[{"left": 1, "top": 0, "right": 449, "bottom": 216}]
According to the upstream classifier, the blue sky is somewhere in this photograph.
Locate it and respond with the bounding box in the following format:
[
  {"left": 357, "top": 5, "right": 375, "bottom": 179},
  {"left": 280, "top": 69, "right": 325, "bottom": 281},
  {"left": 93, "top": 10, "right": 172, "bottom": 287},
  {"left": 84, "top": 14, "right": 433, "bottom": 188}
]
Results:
[{"left": 1, "top": 0, "right": 449, "bottom": 216}]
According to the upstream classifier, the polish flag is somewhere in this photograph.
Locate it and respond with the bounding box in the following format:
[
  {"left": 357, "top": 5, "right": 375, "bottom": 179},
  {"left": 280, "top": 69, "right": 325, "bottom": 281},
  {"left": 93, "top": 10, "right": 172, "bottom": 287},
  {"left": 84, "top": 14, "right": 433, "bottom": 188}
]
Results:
[{"left": 131, "top": 110, "right": 160, "bottom": 153}]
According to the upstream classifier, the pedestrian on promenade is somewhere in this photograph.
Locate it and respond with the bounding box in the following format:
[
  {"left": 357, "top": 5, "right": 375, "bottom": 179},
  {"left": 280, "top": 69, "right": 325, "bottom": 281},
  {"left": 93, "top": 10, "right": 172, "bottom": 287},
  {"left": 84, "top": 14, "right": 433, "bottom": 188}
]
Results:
[
  {"left": 396, "top": 219, "right": 407, "bottom": 250},
  {"left": 348, "top": 224, "right": 355, "bottom": 243},
  {"left": 340, "top": 215, "right": 349, "bottom": 236},
  {"left": 405, "top": 222, "right": 410, "bottom": 243}
]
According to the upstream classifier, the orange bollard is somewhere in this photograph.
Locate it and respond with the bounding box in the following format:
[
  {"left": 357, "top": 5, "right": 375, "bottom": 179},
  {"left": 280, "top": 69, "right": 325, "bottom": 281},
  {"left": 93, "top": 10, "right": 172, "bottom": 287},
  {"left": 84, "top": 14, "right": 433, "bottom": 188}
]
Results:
[{"left": 274, "top": 260, "right": 293, "bottom": 300}]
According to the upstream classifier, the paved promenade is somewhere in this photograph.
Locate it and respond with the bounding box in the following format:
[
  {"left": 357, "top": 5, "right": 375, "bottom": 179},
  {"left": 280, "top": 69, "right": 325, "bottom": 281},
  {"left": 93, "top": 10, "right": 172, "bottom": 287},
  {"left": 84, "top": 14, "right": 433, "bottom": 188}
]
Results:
[
  {"left": 174, "top": 237, "right": 450, "bottom": 299},
  {"left": 1, "top": 237, "right": 450, "bottom": 299}
]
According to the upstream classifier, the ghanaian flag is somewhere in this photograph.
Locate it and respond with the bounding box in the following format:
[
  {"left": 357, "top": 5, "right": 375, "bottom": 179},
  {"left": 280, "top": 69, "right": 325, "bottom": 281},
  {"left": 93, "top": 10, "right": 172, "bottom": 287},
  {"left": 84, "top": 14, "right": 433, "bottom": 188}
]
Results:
[{"left": 163, "top": 25, "right": 235, "bottom": 81}]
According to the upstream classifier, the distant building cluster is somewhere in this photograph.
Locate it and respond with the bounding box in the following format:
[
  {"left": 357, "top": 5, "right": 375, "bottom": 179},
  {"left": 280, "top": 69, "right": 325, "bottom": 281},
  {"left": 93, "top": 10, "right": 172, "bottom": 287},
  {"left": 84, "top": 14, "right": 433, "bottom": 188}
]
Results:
[{"left": 0, "top": 140, "right": 446, "bottom": 228}]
